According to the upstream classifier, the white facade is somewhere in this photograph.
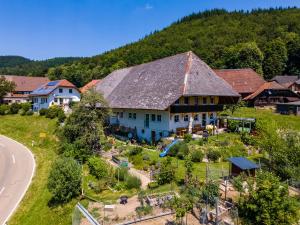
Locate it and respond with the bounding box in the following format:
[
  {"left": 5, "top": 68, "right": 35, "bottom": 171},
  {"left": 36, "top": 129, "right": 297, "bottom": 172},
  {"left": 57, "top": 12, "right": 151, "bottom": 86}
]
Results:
[{"left": 32, "top": 87, "right": 80, "bottom": 112}]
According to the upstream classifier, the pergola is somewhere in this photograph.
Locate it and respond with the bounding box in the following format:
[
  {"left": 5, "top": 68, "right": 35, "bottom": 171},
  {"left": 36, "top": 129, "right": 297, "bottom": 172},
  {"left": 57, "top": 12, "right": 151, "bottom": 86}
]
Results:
[{"left": 218, "top": 116, "right": 256, "bottom": 133}]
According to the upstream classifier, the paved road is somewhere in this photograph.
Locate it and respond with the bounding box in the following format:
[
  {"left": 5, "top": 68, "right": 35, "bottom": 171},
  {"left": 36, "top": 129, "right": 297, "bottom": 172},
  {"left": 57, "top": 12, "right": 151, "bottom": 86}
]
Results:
[{"left": 0, "top": 135, "right": 35, "bottom": 225}]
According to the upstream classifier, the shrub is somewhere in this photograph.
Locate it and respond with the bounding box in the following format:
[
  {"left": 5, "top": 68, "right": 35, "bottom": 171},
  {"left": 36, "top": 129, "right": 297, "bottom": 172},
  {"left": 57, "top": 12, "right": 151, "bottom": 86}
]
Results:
[
  {"left": 47, "top": 157, "right": 81, "bottom": 203},
  {"left": 184, "top": 134, "right": 192, "bottom": 143},
  {"left": 228, "top": 120, "right": 239, "bottom": 132},
  {"left": 20, "top": 102, "right": 31, "bottom": 112},
  {"left": 148, "top": 181, "right": 159, "bottom": 189},
  {"left": 115, "top": 167, "right": 128, "bottom": 182},
  {"left": 136, "top": 205, "right": 153, "bottom": 217},
  {"left": 9, "top": 103, "right": 21, "bottom": 114},
  {"left": 198, "top": 138, "right": 204, "bottom": 146},
  {"left": 129, "top": 146, "right": 143, "bottom": 156},
  {"left": 57, "top": 110, "right": 66, "bottom": 123},
  {"left": 46, "top": 105, "right": 64, "bottom": 119},
  {"left": 157, "top": 157, "right": 175, "bottom": 185},
  {"left": 168, "top": 143, "right": 180, "bottom": 157},
  {"left": 240, "top": 132, "right": 256, "bottom": 146},
  {"left": 26, "top": 110, "right": 34, "bottom": 116},
  {"left": 39, "top": 108, "right": 48, "bottom": 116},
  {"left": 207, "top": 149, "right": 221, "bottom": 162},
  {"left": 143, "top": 154, "right": 150, "bottom": 161},
  {"left": 0, "top": 104, "right": 10, "bottom": 115},
  {"left": 177, "top": 143, "right": 189, "bottom": 159},
  {"left": 191, "top": 150, "right": 204, "bottom": 162},
  {"left": 125, "top": 175, "right": 141, "bottom": 189},
  {"left": 88, "top": 156, "right": 109, "bottom": 179}
]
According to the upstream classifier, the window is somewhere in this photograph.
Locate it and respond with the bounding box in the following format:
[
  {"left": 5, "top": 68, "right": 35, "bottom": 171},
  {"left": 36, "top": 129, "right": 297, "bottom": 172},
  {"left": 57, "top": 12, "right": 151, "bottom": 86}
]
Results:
[
  {"left": 159, "top": 132, "right": 163, "bottom": 137},
  {"left": 174, "top": 99, "right": 180, "bottom": 104},
  {"left": 151, "top": 114, "right": 156, "bottom": 121},
  {"left": 141, "top": 129, "right": 145, "bottom": 134},
  {"left": 133, "top": 113, "right": 136, "bottom": 119},
  {"left": 69, "top": 89, "right": 73, "bottom": 93},
  {"left": 41, "top": 98, "right": 48, "bottom": 104},
  {"left": 157, "top": 115, "right": 162, "bottom": 122},
  {"left": 203, "top": 97, "right": 207, "bottom": 104},
  {"left": 33, "top": 98, "right": 38, "bottom": 103},
  {"left": 210, "top": 97, "right": 214, "bottom": 104},
  {"left": 195, "top": 97, "right": 199, "bottom": 105},
  {"left": 129, "top": 113, "right": 132, "bottom": 119},
  {"left": 120, "top": 112, "right": 123, "bottom": 118},
  {"left": 59, "top": 88, "right": 63, "bottom": 93},
  {"left": 194, "top": 114, "right": 199, "bottom": 121},
  {"left": 174, "top": 115, "right": 179, "bottom": 123},
  {"left": 210, "top": 113, "right": 214, "bottom": 120},
  {"left": 184, "top": 115, "right": 189, "bottom": 122},
  {"left": 184, "top": 97, "right": 189, "bottom": 105}
]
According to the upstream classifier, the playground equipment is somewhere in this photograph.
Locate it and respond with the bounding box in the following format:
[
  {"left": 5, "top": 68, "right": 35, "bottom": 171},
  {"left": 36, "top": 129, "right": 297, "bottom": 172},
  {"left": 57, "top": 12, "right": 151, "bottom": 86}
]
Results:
[{"left": 159, "top": 139, "right": 180, "bottom": 157}]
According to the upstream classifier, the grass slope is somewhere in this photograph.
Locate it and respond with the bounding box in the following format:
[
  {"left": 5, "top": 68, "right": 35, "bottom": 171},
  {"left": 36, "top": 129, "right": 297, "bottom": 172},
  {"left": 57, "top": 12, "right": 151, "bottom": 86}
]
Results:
[{"left": 0, "top": 115, "right": 76, "bottom": 225}]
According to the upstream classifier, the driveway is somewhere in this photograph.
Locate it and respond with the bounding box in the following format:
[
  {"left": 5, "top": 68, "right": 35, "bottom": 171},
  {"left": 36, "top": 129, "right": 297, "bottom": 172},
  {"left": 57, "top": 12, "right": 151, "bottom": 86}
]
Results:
[{"left": 0, "top": 135, "right": 35, "bottom": 225}]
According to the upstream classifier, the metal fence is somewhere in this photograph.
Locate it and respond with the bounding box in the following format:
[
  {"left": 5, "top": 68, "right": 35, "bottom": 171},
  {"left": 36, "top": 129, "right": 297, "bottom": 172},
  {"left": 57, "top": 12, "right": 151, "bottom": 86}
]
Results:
[{"left": 72, "top": 203, "right": 100, "bottom": 225}]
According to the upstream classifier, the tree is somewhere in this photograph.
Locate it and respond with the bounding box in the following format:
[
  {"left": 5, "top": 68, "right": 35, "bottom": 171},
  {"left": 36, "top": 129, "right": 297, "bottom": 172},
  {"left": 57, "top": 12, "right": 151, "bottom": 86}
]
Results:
[
  {"left": 184, "top": 154, "right": 193, "bottom": 185},
  {"left": 0, "top": 76, "right": 15, "bottom": 102},
  {"left": 47, "top": 157, "right": 82, "bottom": 203},
  {"left": 286, "top": 35, "right": 300, "bottom": 75},
  {"left": 263, "top": 39, "right": 288, "bottom": 79},
  {"left": 224, "top": 42, "right": 264, "bottom": 75},
  {"left": 157, "top": 157, "right": 175, "bottom": 185},
  {"left": 167, "top": 196, "right": 193, "bottom": 225},
  {"left": 59, "top": 89, "right": 111, "bottom": 161},
  {"left": 238, "top": 171, "right": 300, "bottom": 225},
  {"left": 200, "top": 181, "right": 219, "bottom": 206}
]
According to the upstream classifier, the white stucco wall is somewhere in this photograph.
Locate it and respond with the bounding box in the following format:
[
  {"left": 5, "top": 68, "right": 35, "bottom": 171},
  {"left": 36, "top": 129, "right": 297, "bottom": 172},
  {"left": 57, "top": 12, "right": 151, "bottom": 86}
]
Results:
[{"left": 32, "top": 87, "right": 80, "bottom": 111}]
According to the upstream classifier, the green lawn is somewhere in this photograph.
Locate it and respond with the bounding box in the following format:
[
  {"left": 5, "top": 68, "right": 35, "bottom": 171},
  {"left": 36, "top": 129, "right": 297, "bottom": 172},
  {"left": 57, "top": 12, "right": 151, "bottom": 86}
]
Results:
[
  {"left": 233, "top": 107, "right": 300, "bottom": 131},
  {"left": 0, "top": 115, "right": 77, "bottom": 225}
]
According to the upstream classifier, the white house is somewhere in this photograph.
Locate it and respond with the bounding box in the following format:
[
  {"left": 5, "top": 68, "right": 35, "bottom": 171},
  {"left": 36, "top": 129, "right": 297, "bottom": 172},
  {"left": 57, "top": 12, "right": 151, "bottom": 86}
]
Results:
[
  {"left": 30, "top": 79, "right": 81, "bottom": 112},
  {"left": 95, "top": 51, "right": 240, "bottom": 143}
]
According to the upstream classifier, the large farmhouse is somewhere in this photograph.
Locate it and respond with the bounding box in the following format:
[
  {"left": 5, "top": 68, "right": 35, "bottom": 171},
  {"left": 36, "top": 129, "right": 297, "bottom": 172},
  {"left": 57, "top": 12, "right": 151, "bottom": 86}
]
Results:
[
  {"left": 2, "top": 75, "right": 49, "bottom": 103},
  {"left": 95, "top": 51, "right": 240, "bottom": 143}
]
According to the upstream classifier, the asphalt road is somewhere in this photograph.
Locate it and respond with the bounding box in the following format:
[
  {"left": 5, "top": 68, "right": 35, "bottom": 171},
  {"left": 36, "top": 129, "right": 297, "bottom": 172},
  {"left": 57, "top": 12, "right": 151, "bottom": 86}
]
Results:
[{"left": 0, "top": 135, "right": 35, "bottom": 225}]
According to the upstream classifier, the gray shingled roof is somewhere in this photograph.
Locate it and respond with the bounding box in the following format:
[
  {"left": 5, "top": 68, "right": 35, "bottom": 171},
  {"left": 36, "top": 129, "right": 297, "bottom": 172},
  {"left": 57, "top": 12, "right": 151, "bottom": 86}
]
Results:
[
  {"left": 95, "top": 51, "right": 240, "bottom": 110},
  {"left": 271, "top": 75, "right": 299, "bottom": 84}
]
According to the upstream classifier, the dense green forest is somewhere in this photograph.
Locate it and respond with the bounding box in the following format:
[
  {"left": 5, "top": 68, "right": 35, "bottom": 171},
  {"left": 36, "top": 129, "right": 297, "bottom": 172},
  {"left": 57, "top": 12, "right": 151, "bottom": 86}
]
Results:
[
  {"left": 2, "top": 8, "right": 300, "bottom": 87},
  {"left": 0, "top": 56, "right": 80, "bottom": 76}
]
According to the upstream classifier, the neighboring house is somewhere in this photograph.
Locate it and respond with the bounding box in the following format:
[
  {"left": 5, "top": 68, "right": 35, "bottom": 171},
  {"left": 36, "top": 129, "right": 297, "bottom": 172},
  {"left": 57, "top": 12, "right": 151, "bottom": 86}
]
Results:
[
  {"left": 30, "top": 79, "right": 80, "bottom": 112},
  {"left": 214, "top": 68, "right": 266, "bottom": 99},
  {"left": 80, "top": 79, "right": 101, "bottom": 93},
  {"left": 276, "top": 101, "right": 300, "bottom": 116},
  {"left": 271, "top": 75, "right": 300, "bottom": 93},
  {"left": 1, "top": 75, "right": 49, "bottom": 103},
  {"left": 243, "top": 81, "right": 300, "bottom": 107},
  {"left": 95, "top": 51, "right": 240, "bottom": 143}
]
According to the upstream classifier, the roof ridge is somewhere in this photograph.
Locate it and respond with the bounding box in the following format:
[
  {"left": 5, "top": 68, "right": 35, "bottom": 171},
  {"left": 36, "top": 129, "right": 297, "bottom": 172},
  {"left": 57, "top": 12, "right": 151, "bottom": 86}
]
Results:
[{"left": 183, "top": 51, "right": 193, "bottom": 95}]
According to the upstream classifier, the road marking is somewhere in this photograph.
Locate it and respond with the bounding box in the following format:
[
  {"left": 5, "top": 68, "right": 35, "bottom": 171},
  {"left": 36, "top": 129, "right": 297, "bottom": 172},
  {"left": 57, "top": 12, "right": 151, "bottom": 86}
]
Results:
[
  {"left": 0, "top": 187, "right": 5, "bottom": 195},
  {"left": 12, "top": 155, "right": 15, "bottom": 164}
]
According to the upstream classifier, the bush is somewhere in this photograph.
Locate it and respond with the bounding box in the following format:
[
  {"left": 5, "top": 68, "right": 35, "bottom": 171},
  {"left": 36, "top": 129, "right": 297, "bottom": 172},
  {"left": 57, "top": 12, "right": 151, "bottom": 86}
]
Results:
[
  {"left": 115, "top": 167, "right": 129, "bottom": 182},
  {"left": 125, "top": 174, "right": 141, "bottom": 189},
  {"left": 20, "top": 102, "right": 31, "bottom": 112},
  {"left": 88, "top": 156, "right": 109, "bottom": 179},
  {"left": 148, "top": 181, "right": 159, "bottom": 189},
  {"left": 184, "top": 134, "right": 192, "bottom": 143},
  {"left": 198, "top": 138, "right": 204, "bottom": 146},
  {"left": 0, "top": 104, "right": 10, "bottom": 115},
  {"left": 46, "top": 105, "right": 64, "bottom": 119},
  {"left": 207, "top": 149, "right": 221, "bottom": 162},
  {"left": 191, "top": 150, "right": 204, "bottom": 162},
  {"left": 57, "top": 110, "right": 66, "bottom": 123},
  {"left": 129, "top": 146, "right": 143, "bottom": 156},
  {"left": 177, "top": 143, "right": 189, "bottom": 159},
  {"left": 19, "top": 109, "right": 26, "bottom": 116},
  {"left": 228, "top": 120, "right": 239, "bottom": 132},
  {"left": 39, "top": 108, "right": 48, "bottom": 116},
  {"left": 240, "top": 132, "right": 256, "bottom": 146},
  {"left": 9, "top": 103, "right": 21, "bottom": 114},
  {"left": 26, "top": 110, "right": 34, "bottom": 116},
  {"left": 47, "top": 157, "right": 81, "bottom": 203}
]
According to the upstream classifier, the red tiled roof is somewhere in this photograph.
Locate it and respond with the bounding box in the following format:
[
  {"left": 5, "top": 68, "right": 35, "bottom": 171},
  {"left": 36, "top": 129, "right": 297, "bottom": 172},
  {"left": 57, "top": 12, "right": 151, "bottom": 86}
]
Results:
[
  {"left": 80, "top": 80, "right": 101, "bottom": 93},
  {"left": 214, "top": 69, "right": 265, "bottom": 94},
  {"left": 58, "top": 79, "right": 77, "bottom": 88},
  {"left": 2, "top": 75, "right": 49, "bottom": 92},
  {"left": 244, "top": 81, "right": 286, "bottom": 100}
]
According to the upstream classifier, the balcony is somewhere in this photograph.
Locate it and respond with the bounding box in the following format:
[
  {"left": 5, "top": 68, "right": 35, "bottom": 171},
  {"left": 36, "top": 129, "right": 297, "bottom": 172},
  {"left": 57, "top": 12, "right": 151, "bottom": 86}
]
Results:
[{"left": 170, "top": 104, "right": 224, "bottom": 113}]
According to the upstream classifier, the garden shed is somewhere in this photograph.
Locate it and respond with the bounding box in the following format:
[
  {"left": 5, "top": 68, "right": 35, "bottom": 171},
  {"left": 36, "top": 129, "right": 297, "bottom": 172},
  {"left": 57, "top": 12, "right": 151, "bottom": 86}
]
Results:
[{"left": 228, "top": 157, "right": 259, "bottom": 177}]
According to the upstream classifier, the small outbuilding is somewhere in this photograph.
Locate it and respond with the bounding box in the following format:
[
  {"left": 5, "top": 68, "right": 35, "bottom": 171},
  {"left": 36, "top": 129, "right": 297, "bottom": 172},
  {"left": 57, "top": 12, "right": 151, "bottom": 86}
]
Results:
[
  {"left": 228, "top": 157, "right": 259, "bottom": 177},
  {"left": 276, "top": 101, "right": 300, "bottom": 116}
]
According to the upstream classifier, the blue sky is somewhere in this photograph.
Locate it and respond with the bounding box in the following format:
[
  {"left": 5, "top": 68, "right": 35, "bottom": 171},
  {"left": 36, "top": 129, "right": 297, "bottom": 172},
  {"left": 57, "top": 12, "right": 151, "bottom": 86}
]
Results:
[{"left": 1, "top": 0, "right": 300, "bottom": 60}]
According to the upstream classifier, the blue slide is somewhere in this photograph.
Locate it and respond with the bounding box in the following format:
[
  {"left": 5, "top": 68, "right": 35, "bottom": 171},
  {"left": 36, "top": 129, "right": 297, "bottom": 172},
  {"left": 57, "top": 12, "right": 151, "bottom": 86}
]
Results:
[{"left": 159, "top": 139, "right": 180, "bottom": 157}]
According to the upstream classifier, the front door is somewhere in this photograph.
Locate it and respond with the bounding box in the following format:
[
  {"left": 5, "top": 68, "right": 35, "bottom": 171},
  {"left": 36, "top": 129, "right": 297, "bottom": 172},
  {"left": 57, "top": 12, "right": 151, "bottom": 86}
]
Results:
[{"left": 151, "top": 130, "right": 156, "bottom": 144}]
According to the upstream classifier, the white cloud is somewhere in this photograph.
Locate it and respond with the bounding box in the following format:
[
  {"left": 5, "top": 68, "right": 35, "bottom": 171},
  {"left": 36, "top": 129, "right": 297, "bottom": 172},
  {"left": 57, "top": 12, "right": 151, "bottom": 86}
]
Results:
[{"left": 144, "top": 3, "right": 153, "bottom": 10}]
